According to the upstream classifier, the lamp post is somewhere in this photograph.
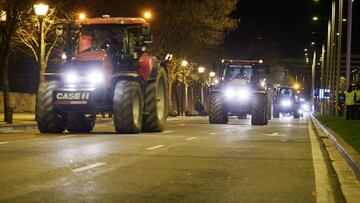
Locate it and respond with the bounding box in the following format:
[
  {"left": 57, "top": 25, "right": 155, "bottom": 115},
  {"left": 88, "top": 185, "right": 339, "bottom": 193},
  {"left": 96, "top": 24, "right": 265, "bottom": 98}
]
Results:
[
  {"left": 34, "top": 3, "right": 49, "bottom": 83},
  {"left": 197, "top": 66, "right": 205, "bottom": 104},
  {"left": 181, "top": 60, "right": 188, "bottom": 116},
  {"left": 346, "top": 0, "right": 353, "bottom": 88}
]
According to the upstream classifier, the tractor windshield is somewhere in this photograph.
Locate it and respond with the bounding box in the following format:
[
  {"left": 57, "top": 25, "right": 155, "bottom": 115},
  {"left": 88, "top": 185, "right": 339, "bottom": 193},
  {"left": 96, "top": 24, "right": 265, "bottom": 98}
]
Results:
[
  {"left": 279, "top": 88, "right": 294, "bottom": 98},
  {"left": 81, "top": 25, "right": 125, "bottom": 53},
  {"left": 225, "top": 65, "right": 253, "bottom": 82}
]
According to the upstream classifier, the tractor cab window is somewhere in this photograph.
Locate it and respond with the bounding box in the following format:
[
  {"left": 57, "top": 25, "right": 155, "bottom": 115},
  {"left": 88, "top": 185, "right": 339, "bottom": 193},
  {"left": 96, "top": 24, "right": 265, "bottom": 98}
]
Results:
[
  {"left": 225, "top": 65, "right": 252, "bottom": 82},
  {"left": 279, "top": 88, "right": 294, "bottom": 98},
  {"left": 81, "top": 25, "right": 125, "bottom": 54}
]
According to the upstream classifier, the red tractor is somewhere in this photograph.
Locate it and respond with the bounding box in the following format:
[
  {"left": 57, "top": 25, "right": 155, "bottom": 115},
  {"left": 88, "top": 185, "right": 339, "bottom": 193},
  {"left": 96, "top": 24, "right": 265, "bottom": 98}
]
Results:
[{"left": 36, "top": 17, "right": 168, "bottom": 134}]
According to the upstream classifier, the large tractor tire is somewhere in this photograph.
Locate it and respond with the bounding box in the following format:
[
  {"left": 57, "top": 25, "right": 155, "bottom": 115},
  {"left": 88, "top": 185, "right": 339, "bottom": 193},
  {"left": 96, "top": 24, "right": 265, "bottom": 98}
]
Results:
[
  {"left": 273, "top": 104, "right": 280, "bottom": 118},
  {"left": 142, "top": 67, "right": 168, "bottom": 132},
  {"left": 113, "top": 80, "right": 143, "bottom": 134},
  {"left": 36, "top": 81, "right": 65, "bottom": 133},
  {"left": 209, "top": 92, "right": 228, "bottom": 124},
  {"left": 251, "top": 93, "right": 268, "bottom": 125},
  {"left": 294, "top": 104, "right": 301, "bottom": 119},
  {"left": 66, "top": 113, "right": 95, "bottom": 133}
]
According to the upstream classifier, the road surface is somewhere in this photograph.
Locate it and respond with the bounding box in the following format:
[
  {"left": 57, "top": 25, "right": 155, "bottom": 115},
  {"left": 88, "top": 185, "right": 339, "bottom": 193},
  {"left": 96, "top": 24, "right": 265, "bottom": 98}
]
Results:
[{"left": 0, "top": 116, "right": 345, "bottom": 202}]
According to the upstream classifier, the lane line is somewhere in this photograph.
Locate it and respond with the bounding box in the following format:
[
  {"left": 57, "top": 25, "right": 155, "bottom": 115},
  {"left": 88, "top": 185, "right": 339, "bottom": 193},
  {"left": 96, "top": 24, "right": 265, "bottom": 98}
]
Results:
[
  {"left": 0, "top": 142, "right": 9, "bottom": 145},
  {"left": 72, "top": 162, "right": 106, "bottom": 172},
  {"left": 163, "top": 130, "right": 174, "bottom": 134},
  {"left": 209, "top": 132, "right": 217, "bottom": 135},
  {"left": 147, "top": 145, "right": 165, "bottom": 150},
  {"left": 308, "top": 121, "right": 336, "bottom": 203},
  {"left": 185, "top": 137, "right": 197, "bottom": 141}
]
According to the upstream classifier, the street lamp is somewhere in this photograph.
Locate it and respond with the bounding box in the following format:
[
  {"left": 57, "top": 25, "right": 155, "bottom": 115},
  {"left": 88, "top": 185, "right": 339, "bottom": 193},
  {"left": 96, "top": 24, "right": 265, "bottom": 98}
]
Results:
[
  {"left": 144, "top": 11, "right": 152, "bottom": 20},
  {"left": 34, "top": 4, "right": 49, "bottom": 16},
  {"left": 312, "top": 16, "right": 319, "bottom": 21},
  {"left": 34, "top": 3, "right": 49, "bottom": 83},
  {"left": 79, "top": 13, "right": 86, "bottom": 20},
  {"left": 182, "top": 60, "right": 188, "bottom": 67},
  {"left": 209, "top": 72, "right": 216, "bottom": 77},
  {"left": 198, "top": 66, "right": 205, "bottom": 73}
]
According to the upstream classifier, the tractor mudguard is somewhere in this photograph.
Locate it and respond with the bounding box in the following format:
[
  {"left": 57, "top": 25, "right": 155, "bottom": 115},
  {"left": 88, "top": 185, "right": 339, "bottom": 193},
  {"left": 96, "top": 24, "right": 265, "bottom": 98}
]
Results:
[{"left": 138, "top": 54, "right": 158, "bottom": 81}]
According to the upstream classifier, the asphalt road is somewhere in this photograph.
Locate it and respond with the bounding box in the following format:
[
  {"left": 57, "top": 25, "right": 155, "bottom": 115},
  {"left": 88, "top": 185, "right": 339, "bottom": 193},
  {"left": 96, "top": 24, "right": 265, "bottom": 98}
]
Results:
[{"left": 0, "top": 116, "right": 344, "bottom": 203}]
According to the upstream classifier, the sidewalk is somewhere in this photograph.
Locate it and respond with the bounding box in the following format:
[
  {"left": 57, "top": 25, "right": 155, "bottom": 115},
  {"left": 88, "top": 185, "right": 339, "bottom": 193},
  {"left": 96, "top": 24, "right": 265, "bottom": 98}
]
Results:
[{"left": 0, "top": 113, "right": 37, "bottom": 131}]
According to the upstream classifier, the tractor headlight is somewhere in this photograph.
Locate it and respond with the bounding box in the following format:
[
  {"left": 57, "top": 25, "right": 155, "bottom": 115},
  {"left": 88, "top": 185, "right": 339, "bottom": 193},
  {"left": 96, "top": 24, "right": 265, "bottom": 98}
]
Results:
[
  {"left": 87, "top": 71, "right": 104, "bottom": 84},
  {"left": 238, "top": 89, "right": 249, "bottom": 99},
  {"left": 65, "top": 72, "right": 79, "bottom": 84},
  {"left": 301, "top": 103, "right": 310, "bottom": 111},
  {"left": 281, "top": 100, "right": 292, "bottom": 107},
  {"left": 225, "top": 89, "right": 235, "bottom": 98}
]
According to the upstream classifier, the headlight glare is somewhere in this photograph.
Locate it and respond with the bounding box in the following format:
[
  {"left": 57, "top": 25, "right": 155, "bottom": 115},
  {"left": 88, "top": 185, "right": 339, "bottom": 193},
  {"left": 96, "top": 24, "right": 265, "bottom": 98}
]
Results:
[
  {"left": 238, "top": 89, "right": 249, "bottom": 99},
  {"left": 87, "top": 71, "right": 104, "bottom": 84},
  {"left": 65, "top": 72, "right": 79, "bottom": 84},
  {"left": 225, "top": 89, "right": 235, "bottom": 98},
  {"left": 281, "top": 100, "right": 292, "bottom": 107}
]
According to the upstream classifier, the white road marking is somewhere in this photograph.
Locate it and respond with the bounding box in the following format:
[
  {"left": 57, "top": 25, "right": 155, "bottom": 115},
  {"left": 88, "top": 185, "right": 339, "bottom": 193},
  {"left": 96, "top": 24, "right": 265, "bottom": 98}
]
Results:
[
  {"left": 209, "top": 132, "right": 217, "bottom": 135},
  {"left": 263, "top": 132, "right": 284, "bottom": 137},
  {"left": 180, "top": 123, "right": 186, "bottom": 126},
  {"left": 0, "top": 142, "right": 9, "bottom": 145},
  {"left": 163, "top": 130, "right": 174, "bottom": 134},
  {"left": 146, "top": 145, "right": 165, "bottom": 150},
  {"left": 308, "top": 122, "right": 336, "bottom": 203},
  {"left": 185, "top": 137, "right": 197, "bottom": 141},
  {"left": 72, "top": 162, "right": 106, "bottom": 172}
]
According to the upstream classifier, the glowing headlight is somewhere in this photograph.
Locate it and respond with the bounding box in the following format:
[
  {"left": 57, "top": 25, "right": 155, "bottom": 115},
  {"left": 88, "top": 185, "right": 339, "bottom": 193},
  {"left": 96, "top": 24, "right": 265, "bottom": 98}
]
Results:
[
  {"left": 87, "top": 71, "right": 104, "bottom": 84},
  {"left": 281, "top": 100, "right": 292, "bottom": 107},
  {"left": 225, "top": 89, "right": 235, "bottom": 98},
  {"left": 238, "top": 89, "right": 249, "bottom": 99},
  {"left": 301, "top": 104, "right": 310, "bottom": 111},
  {"left": 65, "top": 72, "right": 79, "bottom": 84}
]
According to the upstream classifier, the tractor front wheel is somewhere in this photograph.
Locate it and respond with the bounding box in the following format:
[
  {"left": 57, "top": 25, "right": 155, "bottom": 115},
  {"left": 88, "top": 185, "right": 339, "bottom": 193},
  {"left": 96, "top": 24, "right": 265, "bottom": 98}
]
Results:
[
  {"left": 251, "top": 93, "right": 268, "bottom": 125},
  {"left": 209, "top": 92, "right": 228, "bottom": 124},
  {"left": 36, "top": 81, "right": 65, "bottom": 133},
  {"left": 113, "top": 80, "right": 143, "bottom": 134}
]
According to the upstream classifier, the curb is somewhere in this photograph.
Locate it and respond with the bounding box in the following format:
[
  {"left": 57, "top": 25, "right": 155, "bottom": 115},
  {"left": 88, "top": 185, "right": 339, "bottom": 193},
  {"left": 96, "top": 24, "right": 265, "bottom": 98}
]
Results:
[{"left": 310, "top": 114, "right": 360, "bottom": 182}]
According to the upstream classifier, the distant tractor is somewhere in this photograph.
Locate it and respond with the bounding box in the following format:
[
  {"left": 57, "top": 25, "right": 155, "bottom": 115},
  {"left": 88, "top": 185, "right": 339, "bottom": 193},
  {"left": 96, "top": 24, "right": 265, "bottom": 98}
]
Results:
[
  {"left": 36, "top": 17, "right": 169, "bottom": 134},
  {"left": 273, "top": 86, "right": 301, "bottom": 118},
  {"left": 208, "top": 60, "right": 270, "bottom": 125}
]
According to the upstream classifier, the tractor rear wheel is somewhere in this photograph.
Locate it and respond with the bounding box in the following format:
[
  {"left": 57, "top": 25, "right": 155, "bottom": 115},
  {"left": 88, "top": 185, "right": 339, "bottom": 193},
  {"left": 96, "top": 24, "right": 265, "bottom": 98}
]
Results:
[
  {"left": 66, "top": 113, "right": 95, "bottom": 133},
  {"left": 209, "top": 92, "right": 228, "bottom": 124},
  {"left": 113, "top": 80, "right": 143, "bottom": 134},
  {"left": 251, "top": 93, "right": 268, "bottom": 125},
  {"left": 142, "top": 67, "right": 168, "bottom": 132},
  {"left": 36, "top": 81, "right": 65, "bottom": 133}
]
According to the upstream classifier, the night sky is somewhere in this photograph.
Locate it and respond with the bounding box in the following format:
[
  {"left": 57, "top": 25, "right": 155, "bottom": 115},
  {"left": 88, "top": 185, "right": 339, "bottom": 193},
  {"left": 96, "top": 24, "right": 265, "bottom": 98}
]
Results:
[
  {"left": 81, "top": 0, "right": 359, "bottom": 60},
  {"left": 227, "top": 0, "right": 360, "bottom": 59}
]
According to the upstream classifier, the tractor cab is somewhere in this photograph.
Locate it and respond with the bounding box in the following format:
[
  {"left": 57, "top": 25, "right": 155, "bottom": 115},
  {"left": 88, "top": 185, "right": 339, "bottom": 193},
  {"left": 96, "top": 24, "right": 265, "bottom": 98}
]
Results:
[{"left": 76, "top": 17, "right": 152, "bottom": 73}]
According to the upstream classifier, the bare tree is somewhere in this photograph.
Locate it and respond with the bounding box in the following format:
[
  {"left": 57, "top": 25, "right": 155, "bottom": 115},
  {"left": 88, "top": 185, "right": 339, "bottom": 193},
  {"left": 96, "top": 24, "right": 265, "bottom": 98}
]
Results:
[
  {"left": 16, "top": 7, "right": 64, "bottom": 82},
  {"left": 0, "top": 0, "right": 35, "bottom": 123}
]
